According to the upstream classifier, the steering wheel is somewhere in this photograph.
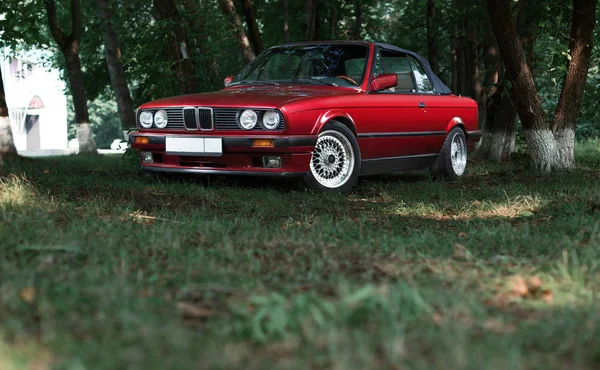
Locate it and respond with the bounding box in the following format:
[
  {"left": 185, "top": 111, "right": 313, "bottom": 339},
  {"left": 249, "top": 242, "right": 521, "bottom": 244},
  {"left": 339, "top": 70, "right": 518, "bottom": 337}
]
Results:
[{"left": 336, "top": 75, "right": 359, "bottom": 86}]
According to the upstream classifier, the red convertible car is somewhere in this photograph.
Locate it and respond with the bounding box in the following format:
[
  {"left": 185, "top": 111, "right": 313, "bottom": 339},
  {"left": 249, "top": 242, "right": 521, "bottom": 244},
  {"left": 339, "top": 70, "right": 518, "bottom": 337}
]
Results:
[{"left": 131, "top": 41, "right": 480, "bottom": 192}]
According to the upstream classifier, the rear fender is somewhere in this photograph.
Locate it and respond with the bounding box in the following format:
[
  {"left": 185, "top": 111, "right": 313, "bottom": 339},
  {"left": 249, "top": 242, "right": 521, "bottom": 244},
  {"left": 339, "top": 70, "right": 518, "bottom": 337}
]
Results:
[{"left": 445, "top": 116, "right": 465, "bottom": 134}]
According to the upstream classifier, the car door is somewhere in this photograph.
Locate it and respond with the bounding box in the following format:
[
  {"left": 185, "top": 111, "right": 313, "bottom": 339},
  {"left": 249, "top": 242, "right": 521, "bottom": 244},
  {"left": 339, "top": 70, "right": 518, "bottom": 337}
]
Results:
[
  {"left": 357, "top": 49, "right": 428, "bottom": 160},
  {"left": 406, "top": 55, "right": 452, "bottom": 154}
]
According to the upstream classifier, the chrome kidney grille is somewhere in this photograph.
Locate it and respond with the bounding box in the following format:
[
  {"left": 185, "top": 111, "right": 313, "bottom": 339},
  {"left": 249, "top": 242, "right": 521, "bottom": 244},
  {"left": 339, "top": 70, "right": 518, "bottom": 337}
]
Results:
[
  {"left": 183, "top": 107, "right": 213, "bottom": 131},
  {"left": 137, "top": 108, "right": 284, "bottom": 130}
]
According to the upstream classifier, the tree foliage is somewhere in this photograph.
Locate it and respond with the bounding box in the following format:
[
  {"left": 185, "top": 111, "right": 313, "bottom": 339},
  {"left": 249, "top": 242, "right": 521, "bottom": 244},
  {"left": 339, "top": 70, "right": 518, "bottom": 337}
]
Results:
[{"left": 0, "top": 0, "right": 598, "bottom": 156}]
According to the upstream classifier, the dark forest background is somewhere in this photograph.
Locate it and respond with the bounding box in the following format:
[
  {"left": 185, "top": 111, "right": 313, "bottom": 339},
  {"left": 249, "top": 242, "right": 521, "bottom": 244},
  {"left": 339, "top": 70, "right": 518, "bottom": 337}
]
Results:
[{"left": 0, "top": 0, "right": 598, "bottom": 166}]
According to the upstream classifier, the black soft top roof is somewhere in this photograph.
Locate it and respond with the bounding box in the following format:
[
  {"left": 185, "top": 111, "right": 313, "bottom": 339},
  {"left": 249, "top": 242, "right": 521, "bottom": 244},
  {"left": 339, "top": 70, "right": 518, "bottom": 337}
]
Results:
[{"left": 376, "top": 43, "right": 452, "bottom": 95}]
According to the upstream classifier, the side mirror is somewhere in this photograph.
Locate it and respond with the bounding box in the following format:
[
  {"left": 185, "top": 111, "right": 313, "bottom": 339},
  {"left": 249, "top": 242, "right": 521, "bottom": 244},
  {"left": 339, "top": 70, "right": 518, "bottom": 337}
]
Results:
[
  {"left": 224, "top": 75, "right": 234, "bottom": 87},
  {"left": 369, "top": 74, "right": 398, "bottom": 92}
]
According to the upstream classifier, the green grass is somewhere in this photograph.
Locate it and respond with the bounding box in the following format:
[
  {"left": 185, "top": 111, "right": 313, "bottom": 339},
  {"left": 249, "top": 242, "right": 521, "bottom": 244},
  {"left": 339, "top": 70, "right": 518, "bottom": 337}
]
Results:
[{"left": 1, "top": 141, "right": 600, "bottom": 370}]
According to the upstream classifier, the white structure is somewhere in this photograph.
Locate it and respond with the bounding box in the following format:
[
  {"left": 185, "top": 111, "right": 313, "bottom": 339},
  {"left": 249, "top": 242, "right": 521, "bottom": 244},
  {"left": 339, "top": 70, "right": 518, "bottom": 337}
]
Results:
[{"left": 1, "top": 48, "right": 68, "bottom": 151}]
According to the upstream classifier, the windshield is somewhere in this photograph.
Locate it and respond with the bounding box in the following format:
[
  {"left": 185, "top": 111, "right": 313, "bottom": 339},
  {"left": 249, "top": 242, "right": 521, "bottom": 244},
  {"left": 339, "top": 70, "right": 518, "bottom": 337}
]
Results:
[{"left": 230, "top": 44, "right": 369, "bottom": 88}]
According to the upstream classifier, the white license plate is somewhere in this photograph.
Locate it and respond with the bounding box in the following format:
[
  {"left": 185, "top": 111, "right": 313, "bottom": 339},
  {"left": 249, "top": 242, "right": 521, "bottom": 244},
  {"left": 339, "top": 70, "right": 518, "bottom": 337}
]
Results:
[{"left": 165, "top": 137, "right": 223, "bottom": 156}]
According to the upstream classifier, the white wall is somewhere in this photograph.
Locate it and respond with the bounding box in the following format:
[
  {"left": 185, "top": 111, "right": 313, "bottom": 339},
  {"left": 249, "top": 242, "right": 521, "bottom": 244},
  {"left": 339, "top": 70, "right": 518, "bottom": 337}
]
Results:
[{"left": 1, "top": 48, "right": 68, "bottom": 151}]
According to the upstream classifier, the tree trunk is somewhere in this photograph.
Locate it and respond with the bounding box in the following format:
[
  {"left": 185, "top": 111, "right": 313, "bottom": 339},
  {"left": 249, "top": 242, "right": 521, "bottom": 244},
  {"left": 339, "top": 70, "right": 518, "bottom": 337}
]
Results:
[
  {"left": 515, "top": 0, "right": 545, "bottom": 72},
  {"left": 282, "top": 0, "right": 291, "bottom": 42},
  {"left": 486, "top": 0, "right": 597, "bottom": 171},
  {"left": 455, "top": 23, "right": 466, "bottom": 96},
  {"left": 303, "top": 0, "right": 317, "bottom": 41},
  {"left": 96, "top": 0, "right": 136, "bottom": 131},
  {"left": 330, "top": 4, "right": 338, "bottom": 39},
  {"left": 220, "top": 0, "right": 255, "bottom": 64},
  {"left": 479, "top": 29, "right": 517, "bottom": 162},
  {"left": 487, "top": 0, "right": 549, "bottom": 169},
  {"left": 240, "top": 0, "right": 263, "bottom": 54},
  {"left": 353, "top": 0, "right": 362, "bottom": 40},
  {"left": 0, "top": 66, "right": 17, "bottom": 157},
  {"left": 45, "top": 0, "right": 97, "bottom": 154},
  {"left": 182, "top": 0, "right": 221, "bottom": 89},
  {"left": 480, "top": 0, "right": 542, "bottom": 162},
  {"left": 426, "top": 0, "right": 439, "bottom": 75},
  {"left": 450, "top": 27, "right": 458, "bottom": 93},
  {"left": 153, "top": 0, "right": 196, "bottom": 94},
  {"left": 551, "top": 0, "right": 597, "bottom": 168}
]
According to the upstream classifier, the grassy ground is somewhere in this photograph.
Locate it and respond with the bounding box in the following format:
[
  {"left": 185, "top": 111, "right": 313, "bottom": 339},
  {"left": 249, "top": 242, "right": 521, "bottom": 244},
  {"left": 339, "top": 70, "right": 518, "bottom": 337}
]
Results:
[{"left": 1, "top": 142, "right": 600, "bottom": 370}]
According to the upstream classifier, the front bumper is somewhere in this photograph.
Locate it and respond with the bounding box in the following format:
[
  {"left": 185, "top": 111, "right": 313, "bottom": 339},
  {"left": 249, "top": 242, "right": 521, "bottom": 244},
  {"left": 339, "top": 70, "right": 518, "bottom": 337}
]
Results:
[{"left": 129, "top": 133, "right": 317, "bottom": 176}]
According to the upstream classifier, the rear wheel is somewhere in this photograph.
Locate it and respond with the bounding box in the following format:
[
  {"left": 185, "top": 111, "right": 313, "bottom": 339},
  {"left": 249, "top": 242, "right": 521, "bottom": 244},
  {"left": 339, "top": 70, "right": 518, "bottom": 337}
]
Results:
[
  {"left": 432, "top": 127, "right": 467, "bottom": 180},
  {"left": 305, "top": 122, "right": 360, "bottom": 193}
]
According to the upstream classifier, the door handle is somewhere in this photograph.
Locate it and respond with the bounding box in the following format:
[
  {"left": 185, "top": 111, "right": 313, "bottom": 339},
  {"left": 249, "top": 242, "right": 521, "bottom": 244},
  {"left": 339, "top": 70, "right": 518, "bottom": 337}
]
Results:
[{"left": 418, "top": 102, "right": 426, "bottom": 109}]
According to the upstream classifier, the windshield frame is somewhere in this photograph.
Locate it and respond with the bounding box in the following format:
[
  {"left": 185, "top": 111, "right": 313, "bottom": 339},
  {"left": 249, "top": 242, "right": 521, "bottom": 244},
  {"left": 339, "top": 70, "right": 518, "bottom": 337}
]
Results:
[{"left": 230, "top": 43, "right": 371, "bottom": 89}]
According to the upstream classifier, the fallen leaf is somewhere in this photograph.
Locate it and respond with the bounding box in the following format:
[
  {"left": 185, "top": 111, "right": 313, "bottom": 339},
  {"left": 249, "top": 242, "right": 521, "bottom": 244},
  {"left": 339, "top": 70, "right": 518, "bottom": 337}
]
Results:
[
  {"left": 541, "top": 289, "right": 553, "bottom": 303},
  {"left": 19, "top": 287, "right": 36, "bottom": 303},
  {"left": 512, "top": 276, "right": 529, "bottom": 297},
  {"left": 526, "top": 276, "right": 543, "bottom": 293},
  {"left": 458, "top": 232, "right": 467, "bottom": 238},
  {"left": 484, "top": 318, "right": 516, "bottom": 334},
  {"left": 453, "top": 243, "right": 472, "bottom": 261},
  {"left": 373, "top": 262, "right": 400, "bottom": 277},
  {"left": 43, "top": 170, "right": 51, "bottom": 174},
  {"left": 176, "top": 302, "right": 215, "bottom": 319}
]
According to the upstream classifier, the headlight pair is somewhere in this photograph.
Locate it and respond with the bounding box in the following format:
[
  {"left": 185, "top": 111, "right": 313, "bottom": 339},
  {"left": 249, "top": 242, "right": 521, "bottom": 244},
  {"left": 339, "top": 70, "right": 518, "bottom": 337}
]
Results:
[
  {"left": 239, "top": 109, "right": 281, "bottom": 130},
  {"left": 139, "top": 110, "right": 168, "bottom": 129}
]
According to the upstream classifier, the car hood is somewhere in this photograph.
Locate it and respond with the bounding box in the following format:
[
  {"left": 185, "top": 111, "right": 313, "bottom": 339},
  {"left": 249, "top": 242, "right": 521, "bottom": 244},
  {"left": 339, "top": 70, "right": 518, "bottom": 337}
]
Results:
[{"left": 139, "top": 85, "right": 359, "bottom": 110}]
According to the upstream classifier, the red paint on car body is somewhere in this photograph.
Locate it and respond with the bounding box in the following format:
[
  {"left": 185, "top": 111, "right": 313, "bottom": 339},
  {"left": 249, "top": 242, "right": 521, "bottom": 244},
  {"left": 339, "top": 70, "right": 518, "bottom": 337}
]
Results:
[{"left": 131, "top": 41, "right": 479, "bottom": 178}]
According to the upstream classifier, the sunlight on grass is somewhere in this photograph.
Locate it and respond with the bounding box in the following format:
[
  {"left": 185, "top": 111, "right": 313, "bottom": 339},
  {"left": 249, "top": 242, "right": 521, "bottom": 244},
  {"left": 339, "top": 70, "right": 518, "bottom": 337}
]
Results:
[
  {"left": 0, "top": 339, "right": 52, "bottom": 370},
  {"left": 0, "top": 175, "right": 39, "bottom": 207},
  {"left": 389, "top": 193, "right": 546, "bottom": 220}
]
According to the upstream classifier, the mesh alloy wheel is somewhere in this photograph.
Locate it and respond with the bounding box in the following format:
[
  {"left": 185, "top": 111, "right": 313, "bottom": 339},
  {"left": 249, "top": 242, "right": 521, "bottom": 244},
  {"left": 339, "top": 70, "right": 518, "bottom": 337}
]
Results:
[{"left": 310, "top": 130, "right": 355, "bottom": 188}]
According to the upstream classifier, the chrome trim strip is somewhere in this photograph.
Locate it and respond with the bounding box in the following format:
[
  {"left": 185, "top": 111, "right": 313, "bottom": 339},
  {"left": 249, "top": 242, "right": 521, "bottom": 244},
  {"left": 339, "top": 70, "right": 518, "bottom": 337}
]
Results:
[{"left": 358, "top": 131, "right": 446, "bottom": 138}]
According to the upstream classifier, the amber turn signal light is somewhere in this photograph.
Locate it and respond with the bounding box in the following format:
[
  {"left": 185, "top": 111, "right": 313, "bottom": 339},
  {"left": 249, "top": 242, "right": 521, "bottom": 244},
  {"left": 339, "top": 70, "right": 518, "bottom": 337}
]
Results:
[
  {"left": 252, "top": 139, "right": 274, "bottom": 147},
  {"left": 134, "top": 137, "right": 149, "bottom": 145}
]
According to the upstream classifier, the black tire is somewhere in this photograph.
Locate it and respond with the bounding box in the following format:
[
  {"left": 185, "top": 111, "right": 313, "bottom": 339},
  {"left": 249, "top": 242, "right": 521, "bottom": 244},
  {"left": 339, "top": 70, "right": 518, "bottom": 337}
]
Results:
[
  {"left": 304, "top": 121, "right": 361, "bottom": 193},
  {"left": 432, "top": 127, "right": 468, "bottom": 181}
]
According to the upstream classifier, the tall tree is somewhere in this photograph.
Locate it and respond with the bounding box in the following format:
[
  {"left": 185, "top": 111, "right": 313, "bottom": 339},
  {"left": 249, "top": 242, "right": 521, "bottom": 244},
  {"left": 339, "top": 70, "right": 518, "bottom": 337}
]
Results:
[
  {"left": 480, "top": 0, "right": 544, "bottom": 162},
  {"left": 303, "top": 0, "right": 317, "bottom": 41},
  {"left": 45, "top": 0, "right": 98, "bottom": 154},
  {"left": 153, "top": 0, "right": 196, "bottom": 94},
  {"left": 487, "top": 0, "right": 598, "bottom": 170},
  {"left": 240, "top": 0, "right": 263, "bottom": 54},
  {"left": 282, "top": 0, "right": 291, "bottom": 42},
  {"left": 352, "top": 0, "right": 362, "bottom": 40},
  {"left": 182, "top": 0, "right": 221, "bottom": 89},
  {"left": 0, "top": 66, "right": 18, "bottom": 158},
  {"left": 220, "top": 0, "right": 255, "bottom": 64},
  {"left": 426, "top": 0, "right": 439, "bottom": 75},
  {"left": 95, "top": 0, "right": 135, "bottom": 131}
]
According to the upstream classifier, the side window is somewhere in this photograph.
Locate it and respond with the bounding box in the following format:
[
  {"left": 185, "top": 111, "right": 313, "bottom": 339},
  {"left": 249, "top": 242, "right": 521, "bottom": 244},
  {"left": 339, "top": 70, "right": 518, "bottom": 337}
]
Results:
[
  {"left": 409, "top": 57, "right": 434, "bottom": 93},
  {"left": 374, "top": 50, "right": 417, "bottom": 93}
]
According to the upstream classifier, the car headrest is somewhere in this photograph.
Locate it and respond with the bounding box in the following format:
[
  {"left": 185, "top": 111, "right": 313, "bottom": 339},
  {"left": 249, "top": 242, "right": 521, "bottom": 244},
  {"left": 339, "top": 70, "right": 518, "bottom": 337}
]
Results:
[{"left": 396, "top": 72, "right": 415, "bottom": 91}]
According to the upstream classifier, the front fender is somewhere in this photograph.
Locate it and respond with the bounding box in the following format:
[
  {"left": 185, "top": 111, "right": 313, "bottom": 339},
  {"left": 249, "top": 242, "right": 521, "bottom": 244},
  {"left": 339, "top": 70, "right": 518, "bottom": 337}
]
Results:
[{"left": 310, "top": 109, "right": 356, "bottom": 135}]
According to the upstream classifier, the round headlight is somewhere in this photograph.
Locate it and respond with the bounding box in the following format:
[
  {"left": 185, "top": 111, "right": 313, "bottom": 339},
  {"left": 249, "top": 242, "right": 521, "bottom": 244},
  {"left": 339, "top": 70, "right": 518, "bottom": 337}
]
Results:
[
  {"left": 239, "top": 109, "right": 258, "bottom": 129},
  {"left": 139, "top": 111, "right": 153, "bottom": 128},
  {"left": 262, "top": 111, "right": 280, "bottom": 130},
  {"left": 154, "top": 110, "right": 168, "bottom": 128}
]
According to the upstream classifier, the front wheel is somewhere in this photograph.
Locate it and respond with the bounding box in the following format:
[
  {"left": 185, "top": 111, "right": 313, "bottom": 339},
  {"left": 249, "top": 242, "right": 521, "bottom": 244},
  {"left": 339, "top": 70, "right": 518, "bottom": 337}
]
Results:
[
  {"left": 304, "top": 122, "right": 360, "bottom": 193},
  {"left": 432, "top": 127, "right": 468, "bottom": 180}
]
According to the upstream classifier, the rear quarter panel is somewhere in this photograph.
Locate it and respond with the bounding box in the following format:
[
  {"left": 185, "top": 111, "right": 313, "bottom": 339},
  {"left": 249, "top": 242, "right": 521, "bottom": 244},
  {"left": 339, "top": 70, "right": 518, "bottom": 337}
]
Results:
[{"left": 423, "top": 95, "right": 478, "bottom": 154}]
